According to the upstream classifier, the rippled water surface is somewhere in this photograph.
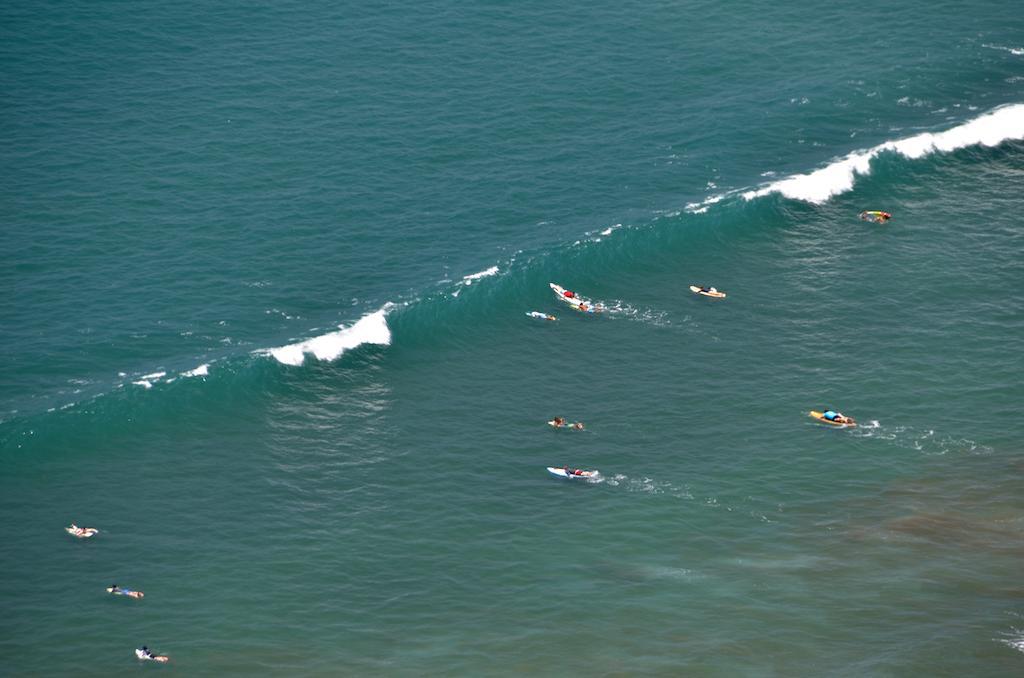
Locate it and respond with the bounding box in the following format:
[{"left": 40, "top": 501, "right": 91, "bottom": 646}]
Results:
[{"left": 2, "top": 1, "right": 1023, "bottom": 675}]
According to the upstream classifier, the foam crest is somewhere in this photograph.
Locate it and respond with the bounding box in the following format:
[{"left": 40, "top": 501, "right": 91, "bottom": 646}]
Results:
[
  {"left": 582, "top": 223, "right": 622, "bottom": 241},
  {"left": 131, "top": 371, "right": 167, "bottom": 389},
  {"left": 744, "top": 104, "right": 1024, "bottom": 204},
  {"left": 685, "top": 194, "right": 725, "bottom": 214},
  {"left": 264, "top": 308, "right": 392, "bottom": 367},
  {"left": 461, "top": 266, "right": 499, "bottom": 285},
  {"left": 182, "top": 364, "right": 209, "bottom": 378}
]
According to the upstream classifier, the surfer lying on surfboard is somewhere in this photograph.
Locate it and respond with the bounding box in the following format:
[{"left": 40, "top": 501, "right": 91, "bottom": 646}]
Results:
[
  {"left": 549, "top": 283, "right": 603, "bottom": 313},
  {"left": 690, "top": 285, "right": 727, "bottom": 298},
  {"left": 66, "top": 524, "right": 99, "bottom": 538},
  {"left": 108, "top": 584, "right": 144, "bottom": 599},
  {"left": 136, "top": 647, "right": 169, "bottom": 663},
  {"left": 859, "top": 210, "right": 891, "bottom": 223},
  {"left": 549, "top": 417, "right": 584, "bottom": 430},
  {"left": 809, "top": 409, "right": 856, "bottom": 426},
  {"left": 547, "top": 466, "right": 599, "bottom": 479}
]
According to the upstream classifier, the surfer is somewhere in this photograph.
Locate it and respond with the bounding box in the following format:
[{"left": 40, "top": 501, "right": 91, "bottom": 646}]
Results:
[
  {"left": 108, "top": 584, "right": 144, "bottom": 599},
  {"left": 66, "top": 524, "right": 98, "bottom": 538},
  {"left": 691, "top": 285, "right": 726, "bottom": 298},
  {"left": 822, "top": 409, "right": 855, "bottom": 425},
  {"left": 136, "top": 646, "right": 169, "bottom": 663},
  {"left": 859, "top": 210, "right": 891, "bottom": 223},
  {"left": 550, "top": 416, "right": 566, "bottom": 427},
  {"left": 572, "top": 422, "right": 585, "bottom": 430}
]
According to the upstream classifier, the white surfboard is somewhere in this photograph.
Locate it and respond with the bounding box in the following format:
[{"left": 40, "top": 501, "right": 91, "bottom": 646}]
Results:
[
  {"left": 549, "top": 283, "right": 599, "bottom": 312},
  {"left": 547, "top": 466, "right": 599, "bottom": 480}
]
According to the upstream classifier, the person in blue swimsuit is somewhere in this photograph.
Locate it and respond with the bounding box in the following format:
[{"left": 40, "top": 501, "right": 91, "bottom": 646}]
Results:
[
  {"left": 823, "top": 409, "right": 854, "bottom": 424},
  {"left": 109, "top": 584, "right": 144, "bottom": 598}
]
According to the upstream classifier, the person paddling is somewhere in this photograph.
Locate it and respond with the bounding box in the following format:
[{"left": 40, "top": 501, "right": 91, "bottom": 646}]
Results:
[
  {"left": 822, "top": 409, "right": 855, "bottom": 425},
  {"left": 137, "top": 646, "right": 169, "bottom": 662},
  {"left": 108, "top": 584, "right": 144, "bottom": 599}
]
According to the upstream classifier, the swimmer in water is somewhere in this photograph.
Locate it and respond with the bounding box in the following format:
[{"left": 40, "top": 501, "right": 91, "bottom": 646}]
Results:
[
  {"left": 108, "top": 584, "right": 144, "bottom": 599},
  {"left": 66, "top": 524, "right": 99, "bottom": 538},
  {"left": 137, "top": 646, "right": 169, "bottom": 663}
]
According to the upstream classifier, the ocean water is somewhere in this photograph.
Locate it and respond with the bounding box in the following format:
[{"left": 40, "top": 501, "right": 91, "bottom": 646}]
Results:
[{"left": 2, "top": 0, "right": 1023, "bottom": 675}]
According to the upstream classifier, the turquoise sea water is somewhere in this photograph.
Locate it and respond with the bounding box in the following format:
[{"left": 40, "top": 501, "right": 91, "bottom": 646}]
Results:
[{"left": 2, "top": 1, "right": 1024, "bottom": 674}]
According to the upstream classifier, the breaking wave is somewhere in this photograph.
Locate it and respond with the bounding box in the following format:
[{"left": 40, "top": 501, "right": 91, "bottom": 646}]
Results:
[
  {"left": 5, "top": 103, "right": 1022, "bottom": 424},
  {"left": 461, "top": 265, "right": 500, "bottom": 284},
  {"left": 261, "top": 307, "right": 393, "bottom": 367},
  {"left": 742, "top": 103, "right": 1024, "bottom": 204}
]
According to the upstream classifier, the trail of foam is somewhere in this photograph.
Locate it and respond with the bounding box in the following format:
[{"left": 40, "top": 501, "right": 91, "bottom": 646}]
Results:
[
  {"left": 262, "top": 307, "right": 392, "bottom": 367},
  {"left": 983, "top": 43, "right": 1024, "bottom": 56},
  {"left": 604, "top": 473, "right": 693, "bottom": 498},
  {"left": 851, "top": 421, "right": 992, "bottom": 456},
  {"left": 600, "top": 300, "right": 673, "bottom": 327},
  {"left": 998, "top": 627, "right": 1024, "bottom": 654},
  {"left": 742, "top": 104, "right": 1024, "bottom": 204}
]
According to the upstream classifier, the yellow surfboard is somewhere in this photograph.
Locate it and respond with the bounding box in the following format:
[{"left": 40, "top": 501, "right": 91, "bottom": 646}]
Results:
[{"left": 690, "top": 285, "right": 726, "bottom": 298}]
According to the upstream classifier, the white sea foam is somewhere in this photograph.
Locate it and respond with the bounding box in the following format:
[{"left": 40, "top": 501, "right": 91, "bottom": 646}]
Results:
[
  {"left": 183, "top": 363, "right": 209, "bottom": 378},
  {"left": 998, "top": 628, "right": 1024, "bottom": 654},
  {"left": 685, "top": 193, "right": 725, "bottom": 214},
  {"left": 983, "top": 43, "right": 1024, "bottom": 56},
  {"left": 131, "top": 370, "right": 167, "bottom": 388},
  {"left": 461, "top": 266, "right": 499, "bottom": 285},
  {"left": 743, "top": 104, "right": 1024, "bottom": 204},
  {"left": 604, "top": 474, "right": 693, "bottom": 498},
  {"left": 852, "top": 422, "right": 992, "bottom": 456},
  {"left": 601, "top": 300, "right": 672, "bottom": 327},
  {"left": 263, "top": 308, "right": 392, "bottom": 367}
]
